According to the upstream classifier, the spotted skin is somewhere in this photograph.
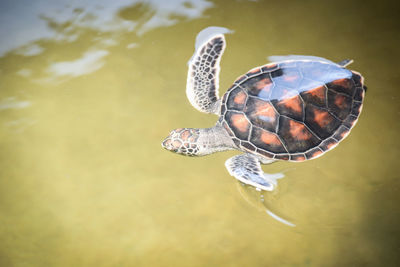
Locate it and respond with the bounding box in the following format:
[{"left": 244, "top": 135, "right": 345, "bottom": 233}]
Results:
[
  {"left": 222, "top": 60, "right": 366, "bottom": 161},
  {"left": 162, "top": 128, "right": 201, "bottom": 156}
]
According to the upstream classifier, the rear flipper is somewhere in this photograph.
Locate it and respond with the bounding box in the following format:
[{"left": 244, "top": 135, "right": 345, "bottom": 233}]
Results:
[{"left": 225, "top": 153, "right": 284, "bottom": 191}]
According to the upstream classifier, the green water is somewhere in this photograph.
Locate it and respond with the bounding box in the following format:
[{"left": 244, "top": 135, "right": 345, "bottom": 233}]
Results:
[{"left": 0, "top": 0, "right": 399, "bottom": 266}]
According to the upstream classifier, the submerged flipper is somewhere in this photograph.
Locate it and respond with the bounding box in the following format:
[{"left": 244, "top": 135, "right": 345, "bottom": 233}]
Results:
[{"left": 225, "top": 153, "right": 283, "bottom": 191}]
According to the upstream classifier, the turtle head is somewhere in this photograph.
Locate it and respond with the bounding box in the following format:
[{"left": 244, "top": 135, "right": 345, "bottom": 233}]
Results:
[{"left": 162, "top": 128, "right": 201, "bottom": 156}]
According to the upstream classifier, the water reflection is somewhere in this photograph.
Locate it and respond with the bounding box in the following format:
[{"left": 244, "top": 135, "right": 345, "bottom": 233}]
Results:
[
  {"left": 0, "top": 0, "right": 214, "bottom": 57},
  {"left": 0, "top": 97, "right": 31, "bottom": 110},
  {"left": 16, "top": 69, "right": 33, "bottom": 77},
  {"left": 47, "top": 49, "right": 109, "bottom": 78},
  {"left": 15, "top": 44, "right": 44, "bottom": 56},
  {"left": 236, "top": 182, "right": 296, "bottom": 227}
]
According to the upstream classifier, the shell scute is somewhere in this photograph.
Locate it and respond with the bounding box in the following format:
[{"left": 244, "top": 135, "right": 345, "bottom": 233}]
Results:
[
  {"left": 299, "top": 61, "right": 331, "bottom": 82},
  {"left": 278, "top": 116, "right": 320, "bottom": 153},
  {"left": 222, "top": 120, "right": 234, "bottom": 136},
  {"left": 241, "top": 141, "right": 257, "bottom": 152},
  {"left": 290, "top": 154, "right": 306, "bottom": 161},
  {"left": 275, "top": 154, "right": 290, "bottom": 160},
  {"left": 327, "top": 78, "right": 355, "bottom": 96},
  {"left": 227, "top": 87, "right": 247, "bottom": 110},
  {"left": 240, "top": 73, "right": 273, "bottom": 100},
  {"left": 354, "top": 87, "right": 364, "bottom": 102},
  {"left": 247, "top": 67, "right": 262, "bottom": 77},
  {"left": 256, "top": 148, "right": 275, "bottom": 158},
  {"left": 225, "top": 111, "right": 251, "bottom": 140},
  {"left": 305, "top": 105, "right": 341, "bottom": 139},
  {"left": 244, "top": 97, "right": 278, "bottom": 133},
  {"left": 261, "top": 63, "right": 278, "bottom": 73},
  {"left": 250, "top": 127, "right": 287, "bottom": 154},
  {"left": 343, "top": 114, "right": 358, "bottom": 128},
  {"left": 319, "top": 138, "right": 338, "bottom": 152},
  {"left": 305, "top": 147, "right": 324, "bottom": 160},
  {"left": 332, "top": 125, "right": 350, "bottom": 140},
  {"left": 272, "top": 93, "right": 304, "bottom": 121},
  {"left": 300, "top": 85, "right": 327, "bottom": 108},
  {"left": 351, "top": 101, "right": 362, "bottom": 117},
  {"left": 325, "top": 65, "right": 353, "bottom": 81},
  {"left": 271, "top": 67, "right": 302, "bottom": 89},
  {"left": 220, "top": 103, "right": 226, "bottom": 115},
  {"left": 351, "top": 71, "right": 363, "bottom": 87},
  {"left": 248, "top": 75, "right": 274, "bottom": 99},
  {"left": 232, "top": 137, "right": 241, "bottom": 147},
  {"left": 327, "top": 91, "right": 352, "bottom": 120},
  {"left": 234, "top": 74, "right": 248, "bottom": 85}
]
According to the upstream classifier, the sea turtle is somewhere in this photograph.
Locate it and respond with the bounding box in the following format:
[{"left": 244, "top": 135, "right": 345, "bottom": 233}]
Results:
[{"left": 162, "top": 33, "right": 366, "bottom": 191}]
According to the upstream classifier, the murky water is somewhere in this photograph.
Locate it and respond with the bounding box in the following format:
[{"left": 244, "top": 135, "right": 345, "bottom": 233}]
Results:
[{"left": 1, "top": 0, "right": 399, "bottom": 266}]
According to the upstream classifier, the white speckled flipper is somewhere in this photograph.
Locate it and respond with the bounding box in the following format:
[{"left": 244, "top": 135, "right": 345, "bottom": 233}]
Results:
[
  {"left": 186, "top": 34, "right": 226, "bottom": 114},
  {"left": 225, "top": 153, "right": 283, "bottom": 191}
]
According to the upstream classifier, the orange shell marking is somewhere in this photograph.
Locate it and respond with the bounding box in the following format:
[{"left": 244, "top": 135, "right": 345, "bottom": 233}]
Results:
[
  {"left": 332, "top": 78, "right": 352, "bottom": 89},
  {"left": 254, "top": 101, "right": 277, "bottom": 123},
  {"left": 340, "top": 129, "right": 349, "bottom": 138},
  {"left": 296, "top": 155, "right": 306, "bottom": 161},
  {"left": 289, "top": 120, "right": 312, "bottom": 140},
  {"left": 264, "top": 63, "right": 277, "bottom": 69},
  {"left": 327, "top": 142, "right": 337, "bottom": 150},
  {"left": 233, "top": 91, "right": 247, "bottom": 105},
  {"left": 280, "top": 95, "right": 302, "bottom": 113},
  {"left": 312, "top": 150, "right": 323, "bottom": 158},
  {"left": 255, "top": 78, "right": 273, "bottom": 92},
  {"left": 249, "top": 67, "right": 261, "bottom": 74},
  {"left": 334, "top": 94, "right": 347, "bottom": 108},
  {"left": 284, "top": 74, "right": 300, "bottom": 82},
  {"left": 231, "top": 113, "right": 249, "bottom": 132},
  {"left": 260, "top": 131, "right": 282, "bottom": 146},
  {"left": 308, "top": 85, "right": 325, "bottom": 100},
  {"left": 313, "top": 109, "right": 333, "bottom": 128}
]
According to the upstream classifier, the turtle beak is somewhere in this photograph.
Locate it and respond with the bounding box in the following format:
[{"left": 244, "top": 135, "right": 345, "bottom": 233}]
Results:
[
  {"left": 161, "top": 136, "right": 177, "bottom": 152},
  {"left": 161, "top": 137, "right": 171, "bottom": 150}
]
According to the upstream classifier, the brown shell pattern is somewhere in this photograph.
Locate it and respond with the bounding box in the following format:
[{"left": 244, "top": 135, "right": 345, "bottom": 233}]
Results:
[{"left": 221, "top": 60, "right": 366, "bottom": 161}]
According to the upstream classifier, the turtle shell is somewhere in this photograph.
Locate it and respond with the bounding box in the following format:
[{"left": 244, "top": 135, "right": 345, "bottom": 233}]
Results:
[{"left": 220, "top": 60, "right": 366, "bottom": 161}]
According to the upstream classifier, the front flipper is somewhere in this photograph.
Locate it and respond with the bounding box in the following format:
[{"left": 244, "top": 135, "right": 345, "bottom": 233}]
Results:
[
  {"left": 186, "top": 34, "right": 225, "bottom": 114},
  {"left": 225, "top": 154, "right": 283, "bottom": 191}
]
